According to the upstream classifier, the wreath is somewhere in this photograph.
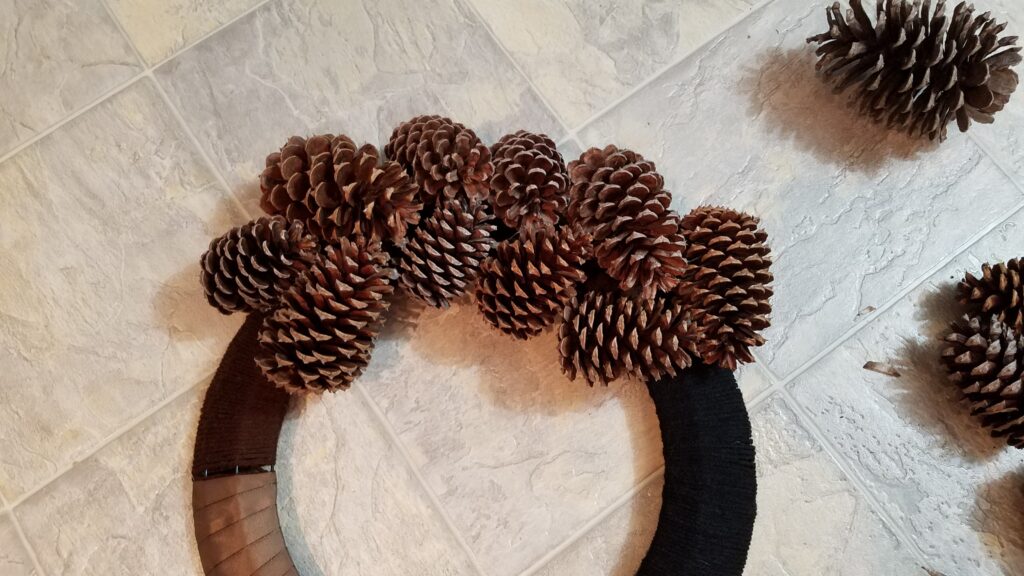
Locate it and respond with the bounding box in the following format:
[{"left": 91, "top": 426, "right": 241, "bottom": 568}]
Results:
[{"left": 189, "top": 116, "right": 774, "bottom": 576}]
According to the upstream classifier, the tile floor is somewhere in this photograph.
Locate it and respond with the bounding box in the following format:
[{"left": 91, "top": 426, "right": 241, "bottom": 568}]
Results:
[{"left": 1, "top": 1, "right": 1023, "bottom": 575}]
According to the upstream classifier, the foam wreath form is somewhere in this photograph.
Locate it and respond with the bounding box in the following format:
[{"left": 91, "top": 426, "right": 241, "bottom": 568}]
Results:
[{"left": 190, "top": 314, "right": 757, "bottom": 575}]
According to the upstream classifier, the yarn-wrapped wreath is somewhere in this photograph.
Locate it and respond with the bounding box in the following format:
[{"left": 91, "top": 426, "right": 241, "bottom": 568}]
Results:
[{"left": 192, "top": 118, "right": 773, "bottom": 575}]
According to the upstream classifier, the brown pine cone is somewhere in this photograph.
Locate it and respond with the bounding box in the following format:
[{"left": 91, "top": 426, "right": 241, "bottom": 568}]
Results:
[
  {"left": 807, "top": 0, "right": 1021, "bottom": 141},
  {"left": 396, "top": 197, "right": 497, "bottom": 308},
  {"left": 260, "top": 134, "right": 421, "bottom": 244},
  {"left": 489, "top": 131, "right": 569, "bottom": 230},
  {"left": 256, "top": 239, "right": 394, "bottom": 394},
  {"left": 476, "top": 226, "right": 591, "bottom": 339},
  {"left": 558, "top": 289, "right": 700, "bottom": 386},
  {"left": 677, "top": 206, "right": 773, "bottom": 371},
  {"left": 568, "top": 145, "right": 687, "bottom": 298},
  {"left": 958, "top": 259, "right": 1024, "bottom": 332},
  {"left": 200, "top": 216, "right": 316, "bottom": 314},
  {"left": 385, "top": 115, "right": 493, "bottom": 204},
  {"left": 941, "top": 315, "right": 1024, "bottom": 448}
]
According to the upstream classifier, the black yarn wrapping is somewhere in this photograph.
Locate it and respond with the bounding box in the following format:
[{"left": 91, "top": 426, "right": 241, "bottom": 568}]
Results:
[
  {"left": 638, "top": 362, "right": 757, "bottom": 575},
  {"left": 192, "top": 320, "right": 757, "bottom": 575}
]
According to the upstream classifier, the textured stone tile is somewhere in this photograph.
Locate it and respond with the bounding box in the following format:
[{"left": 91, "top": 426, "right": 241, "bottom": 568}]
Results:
[
  {"left": 964, "top": 1, "right": 1024, "bottom": 184},
  {"left": 578, "top": 0, "right": 1024, "bottom": 379},
  {"left": 0, "top": 79, "right": 245, "bottom": 501},
  {"left": 17, "top": 380, "right": 476, "bottom": 575},
  {"left": 277, "top": 390, "right": 478, "bottom": 575},
  {"left": 531, "top": 396, "right": 918, "bottom": 575},
  {"left": 359, "top": 299, "right": 772, "bottom": 576},
  {"left": 360, "top": 302, "right": 663, "bottom": 576},
  {"left": 745, "top": 397, "right": 920, "bottom": 575},
  {"left": 0, "top": 0, "right": 141, "bottom": 155},
  {"left": 532, "top": 476, "right": 662, "bottom": 576},
  {"left": 468, "top": 0, "right": 759, "bottom": 128},
  {"left": 789, "top": 210, "right": 1024, "bottom": 575},
  {"left": 105, "top": 0, "right": 265, "bottom": 65},
  {"left": 156, "top": 0, "right": 564, "bottom": 214},
  {"left": 0, "top": 514, "right": 36, "bottom": 576},
  {"left": 16, "top": 388, "right": 205, "bottom": 575}
]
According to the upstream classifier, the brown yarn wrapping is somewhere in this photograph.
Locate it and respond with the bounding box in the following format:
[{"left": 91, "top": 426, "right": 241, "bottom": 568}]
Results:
[
  {"left": 193, "top": 472, "right": 297, "bottom": 576},
  {"left": 192, "top": 313, "right": 291, "bottom": 477}
]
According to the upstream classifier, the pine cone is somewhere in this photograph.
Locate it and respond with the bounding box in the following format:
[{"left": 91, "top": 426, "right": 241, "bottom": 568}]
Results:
[
  {"left": 200, "top": 216, "right": 316, "bottom": 314},
  {"left": 476, "top": 226, "right": 591, "bottom": 339},
  {"left": 396, "top": 197, "right": 497, "bottom": 308},
  {"left": 558, "top": 289, "right": 700, "bottom": 386},
  {"left": 959, "top": 259, "right": 1024, "bottom": 332},
  {"left": 489, "top": 131, "right": 569, "bottom": 230},
  {"left": 568, "top": 145, "right": 687, "bottom": 298},
  {"left": 677, "top": 206, "right": 773, "bottom": 371},
  {"left": 256, "top": 239, "right": 394, "bottom": 394},
  {"left": 259, "top": 134, "right": 421, "bottom": 244},
  {"left": 941, "top": 315, "right": 1024, "bottom": 448},
  {"left": 807, "top": 0, "right": 1021, "bottom": 141},
  {"left": 385, "top": 115, "right": 493, "bottom": 204}
]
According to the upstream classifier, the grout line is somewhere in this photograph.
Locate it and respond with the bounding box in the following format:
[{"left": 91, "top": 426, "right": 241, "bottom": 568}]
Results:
[
  {"left": 149, "top": 73, "right": 253, "bottom": 219},
  {"left": 97, "top": 0, "right": 148, "bottom": 69},
  {"left": 777, "top": 196, "right": 1024, "bottom": 387},
  {"left": 517, "top": 466, "right": 665, "bottom": 576},
  {"left": 778, "top": 388, "right": 931, "bottom": 565},
  {"left": 565, "top": 0, "right": 778, "bottom": 138},
  {"left": 6, "top": 373, "right": 212, "bottom": 511},
  {"left": 457, "top": 0, "right": 574, "bottom": 139},
  {"left": 352, "top": 383, "right": 491, "bottom": 576},
  {"left": 148, "top": 0, "right": 277, "bottom": 71},
  {"left": 0, "top": 73, "right": 146, "bottom": 165},
  {"left": 7, "top": 510, "right": 48, "bottom": 576}
]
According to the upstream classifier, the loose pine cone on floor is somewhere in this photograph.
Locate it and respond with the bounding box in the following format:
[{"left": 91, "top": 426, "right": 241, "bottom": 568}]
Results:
[
  {"left": 256, "top": 239, "right": 394, "bottom": 394},
  {"left": 958, "top": 258, "right": 1024, "bottom": 332},
  {"left": 396, "top": 197, "right": 497, "bottom": 308},
  {"left": 489, "top": 131, "right": 569, "bottom": 230},
  {"left": 386, "top": 115, "right": 493, "bottom": 204},
  {"left": 259, "top": 134, "right": 421, "bottom": 244},
  {"left": 941, "top": 315, "right": 1024, "bottom": 448},
  {"left": 200, "top": 216, "right": 316, "bottom": 314},
  {"left": 677, "top": 206, "right": 773, "bottom": 371},
  {"left": 476, "top": 226, "right": 591, "bottom": 339},
  {"left": 807, "top": 0, "right": 1021, "bottom": 141},
  {"left": 558, "top": 288, "right": 701, "bottom": 386},
  {"left": 568, "top": 145, "right": 687, "bottom": 298}
]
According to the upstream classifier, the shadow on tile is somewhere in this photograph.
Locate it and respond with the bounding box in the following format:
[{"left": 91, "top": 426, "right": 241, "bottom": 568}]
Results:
[
  {"left": 154, "top": 194, "right": 249, "bottom": 344},
  {"left": 891, "top": 282, "right": 1004, "bottom": 463},
  {"left": 741, "top": 48, "right": 936, "bottom": 171},
  {"left": 974, "top": 470, "right": 1024, "bottom": 574},
  {"left": 404, "top": 299, "right": 662, "bottom": 572}
]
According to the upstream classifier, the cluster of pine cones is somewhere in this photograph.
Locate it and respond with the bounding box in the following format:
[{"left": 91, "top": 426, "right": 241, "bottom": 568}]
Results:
[
  {"left": 943, "top": 259, "right": 1024, "bottom": 448},
  {"left": 807, "top": 0, "right": 1020, "bottom": 141},
  {"left": 199, "top": 116, "right": 775, "bottom": 394}
]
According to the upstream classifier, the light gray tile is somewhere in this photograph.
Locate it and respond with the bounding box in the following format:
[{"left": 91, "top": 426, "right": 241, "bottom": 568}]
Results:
[
  {"left": 468, "top": 0, "right": 759, "bottom": 128},
  {"left": 0, "top": 79, "right": 246, "bottom": 501},
  {"left": 532, "top": 477, "right": 662, "bottom": 576},
  {"left": 738, "top": 362, "right": 773, "bottom": 403},
  {"left": 16, "top": 388, "right": 205, "bottom": 576},
  {"left": 0, "top": 514, "right": 36, "bottom": 576},
  {"left": 789, "top": 210, "right": 1024, "bottom": 575},
  {"left": 155, "top": 0, "right": 564, "bottom": 214},
  {"left": 531, "top": 397, "right": 919, "bottom": 576},
  {"left": 359, "top": 302, "right": 663, "bottom": 576},
  {"left": 18, "top": 378, "right": 479, "bottom": 576},
  {"left": 963, "top": 1, "right": 1024, "bottom": 184},
  {"left": 745, "top": 398, "right": 920, "bottom": 575},
  {"left": 105, "top": 0, "right": 266, "bottom": 65},
  {"left": 0, "top": 0, "right": 141, "bottom": 155},
  {"left": 277, "top": 390, "right": 479, "bottom": 575},
  {"left": 578, "top": 0, "right": 1024, "bottom": 378}
]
